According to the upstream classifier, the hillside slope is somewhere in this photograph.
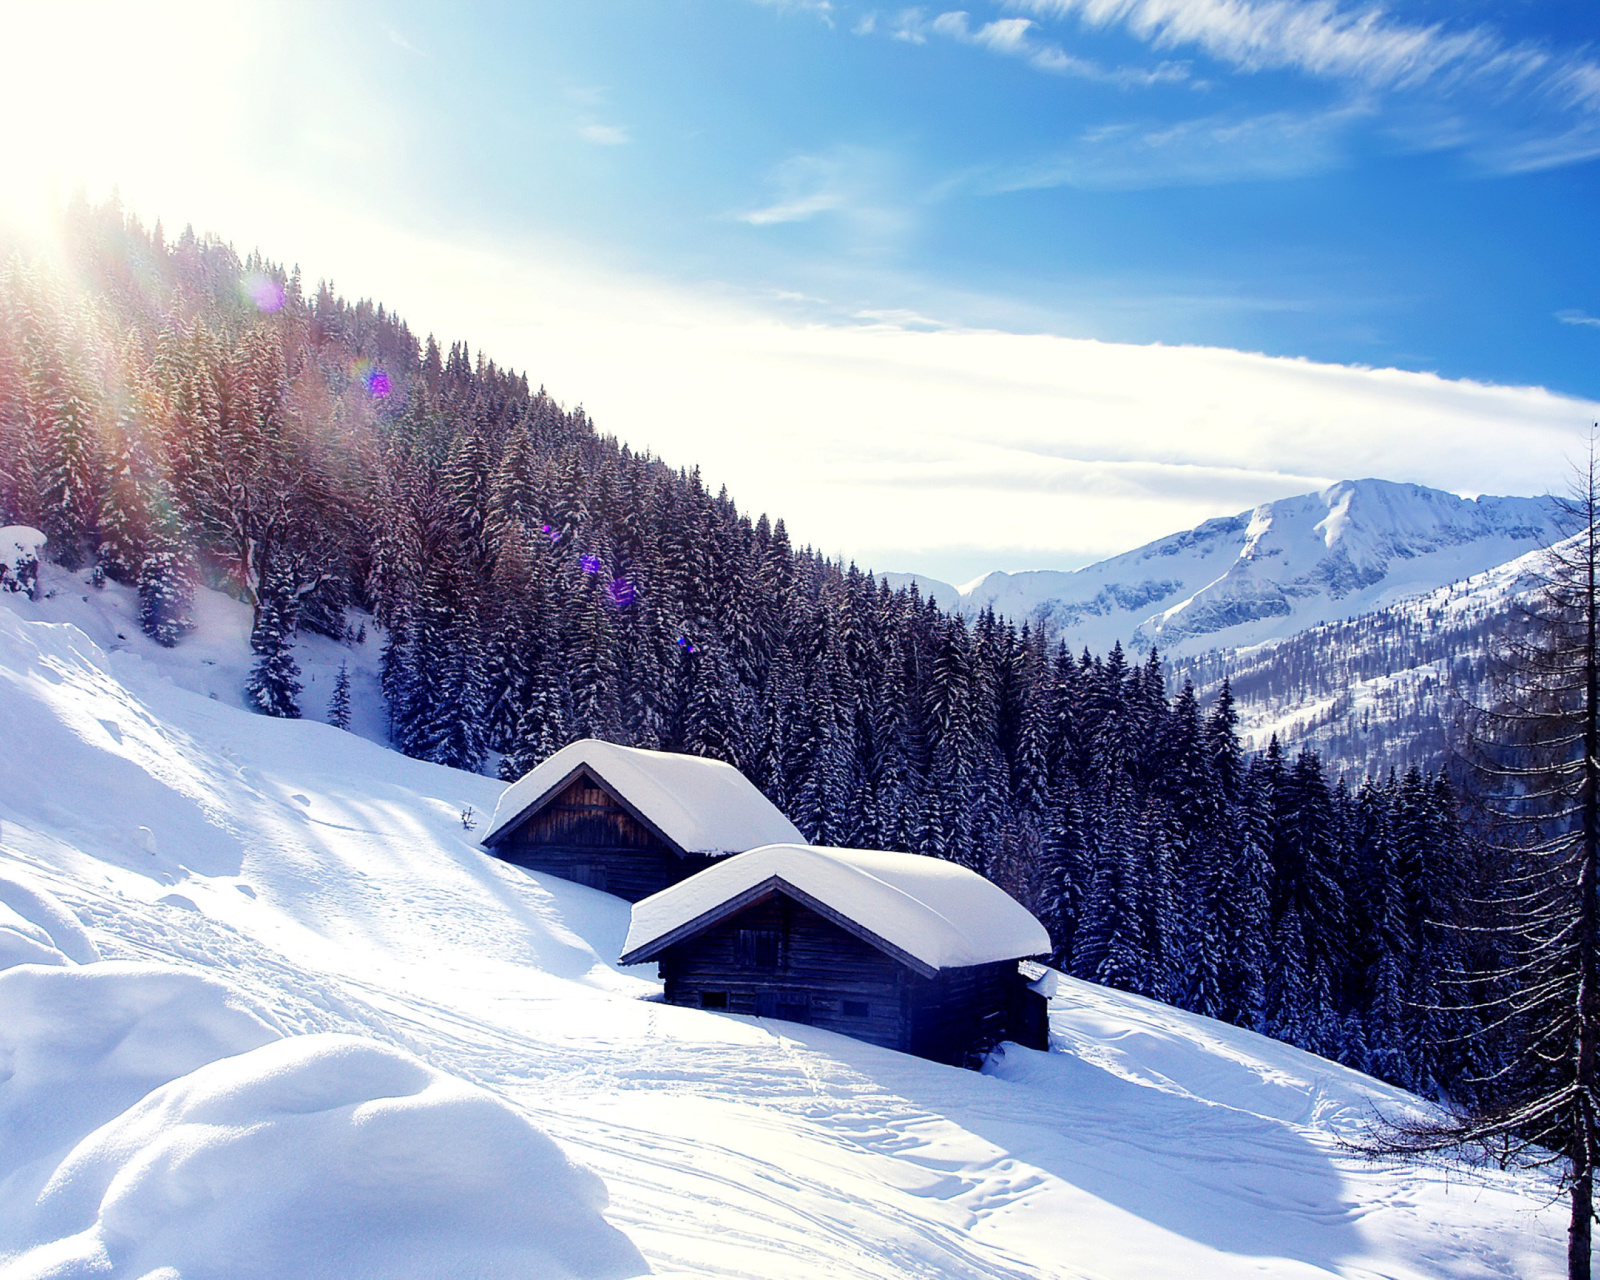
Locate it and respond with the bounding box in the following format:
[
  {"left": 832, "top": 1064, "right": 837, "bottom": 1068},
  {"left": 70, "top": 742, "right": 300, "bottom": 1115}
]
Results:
[
  {"left": 1172, "top": 542, "right": 1544, "bottom": 780},
  {"left": 891, "top": 480, "right": 1558, "bottom": 660},
  {"left": 0, "top": 589, "right": 1563, "bottom": 1278}
]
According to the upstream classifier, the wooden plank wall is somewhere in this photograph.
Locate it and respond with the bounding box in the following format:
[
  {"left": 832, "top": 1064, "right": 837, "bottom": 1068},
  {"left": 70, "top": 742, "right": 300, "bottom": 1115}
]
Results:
[
  {"left": 906, "top": 961, "right": 1018, "bottom": 1066},
  {"left": 494, "top": 775, "right": 708, "bottom": 902},
  {"left": 660, "top": 895, "right": 912, "bottom": 1052}
]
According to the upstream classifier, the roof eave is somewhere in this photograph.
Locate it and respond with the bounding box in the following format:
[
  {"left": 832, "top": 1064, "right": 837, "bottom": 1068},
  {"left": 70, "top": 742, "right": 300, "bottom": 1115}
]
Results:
[
  {"left": 621, "top": 874, "right": 945, "bottom": 979},
  {"left": 481, "top": 759, "right": 693, "bottom": 858}
]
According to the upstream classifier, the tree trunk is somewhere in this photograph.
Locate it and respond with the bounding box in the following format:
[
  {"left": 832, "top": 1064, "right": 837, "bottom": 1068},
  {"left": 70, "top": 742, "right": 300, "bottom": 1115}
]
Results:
[
  {"left": 1577, "top": 475, "right": 1600, "bottom": 1280},
  {"left": 1573, "top": 1167, "right": 1593, "bottom": 1280}
]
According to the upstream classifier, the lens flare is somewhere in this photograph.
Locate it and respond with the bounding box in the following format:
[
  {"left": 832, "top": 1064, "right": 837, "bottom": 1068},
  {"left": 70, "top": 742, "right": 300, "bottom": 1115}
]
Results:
[
  {"left": 243, "top": 273, "right": 284, "bottom": 313},
  {"left": 350, "top": 358, "right": 391, "bottom": 398},
  {"left": 676, "top": 635, "right": 695, "bottom": 653},
  {"left": 580, "top": 554, "right": 602, "bottom": 574},
  {"left": 607, "top": 577, "right": 635, "bottom": 608}
]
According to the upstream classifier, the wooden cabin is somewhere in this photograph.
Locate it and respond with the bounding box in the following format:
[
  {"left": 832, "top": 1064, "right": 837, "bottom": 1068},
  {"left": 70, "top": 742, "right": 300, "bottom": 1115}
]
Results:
[
  {"left": 480, "top": 739, "right": 805, "bottom": 902},
  {"left": 619, "top": 844, "right": 1053, "bottom": 1066}
]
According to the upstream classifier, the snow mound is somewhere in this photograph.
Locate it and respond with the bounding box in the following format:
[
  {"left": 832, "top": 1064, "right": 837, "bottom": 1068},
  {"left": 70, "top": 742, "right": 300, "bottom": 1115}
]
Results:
[
  {"left": 487, "top": 736, "right": 805, "bottom": 856},
  {"left": 0, "top": 526, "right": 44, "bottom": 597},
  {"left": 0, "top": 904, "right": 71, "bottom": 969},
  {"left": 0, "top": 874, "right": 100, "bottom": 968},
  {"left": 3, "top": 1033, "right": 648, "bottom": 1280},
  {"left": 623, "top": 842, "right": 1051, "bottom": 971},
  {"left": 0, "top": 962, "right": 284, "bottom": 1194}
]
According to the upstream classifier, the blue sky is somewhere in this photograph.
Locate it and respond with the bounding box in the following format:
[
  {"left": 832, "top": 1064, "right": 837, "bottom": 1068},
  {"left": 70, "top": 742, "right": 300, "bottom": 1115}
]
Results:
[
  {"left": 4, "top": 0, "right": 1600, "bottom": 579},
  {"left": 356, "top": 0, "right": 1600, "bottom": 396}
]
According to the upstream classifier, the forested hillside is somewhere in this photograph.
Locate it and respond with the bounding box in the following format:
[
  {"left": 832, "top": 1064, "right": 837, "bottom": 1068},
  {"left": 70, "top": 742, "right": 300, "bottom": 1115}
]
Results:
[
  {"left": 0, "top": 201, "right": 1497, "bottom": 1102},
  {"left": 1174, "top": 556, "right": 1543, "bottom": 781}
]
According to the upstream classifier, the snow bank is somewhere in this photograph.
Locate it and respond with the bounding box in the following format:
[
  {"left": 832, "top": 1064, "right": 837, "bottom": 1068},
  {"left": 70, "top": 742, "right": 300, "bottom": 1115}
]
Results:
[
  {"left": 486, "top": 737, "right": 804, "bottom": 856},
  {"left": 0, "top": 962, "right": 283, "bottom": 1195},
  {"left": 0, "top": 526, "right": 44, "bottom": 598},
  {"left": 3, "top": 1033, "right": 648, "bottom": 1280},
  {"left": 623, "top": 842, "right": 1051, "bottom": 971},
  {"left": 0, "top": 874, "right": 100, "bottom": 967}
]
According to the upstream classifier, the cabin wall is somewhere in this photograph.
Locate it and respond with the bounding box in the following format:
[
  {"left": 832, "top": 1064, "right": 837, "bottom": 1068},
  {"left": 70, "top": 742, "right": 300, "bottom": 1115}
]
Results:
[
  {"left": 659, "top": 895, "right": 911, "bottom": 1052},
  {"left": 658, "top": 893, "right": 1042, "bottom": 1064},
  {"left": 491, "top": 775, "right": 709, "bottom": 902},
  {"left": 905, "top": 960, "right": 1020, "bottom": 1066}
]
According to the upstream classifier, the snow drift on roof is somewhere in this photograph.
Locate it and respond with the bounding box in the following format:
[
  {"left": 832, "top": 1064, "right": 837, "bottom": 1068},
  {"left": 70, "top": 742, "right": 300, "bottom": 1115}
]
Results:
[
  {"left": 622, "top": 843, "right": 1051, "bottom": 972},
  {"left": 484, "top": 739, "right": 805, "bottom": 856}
]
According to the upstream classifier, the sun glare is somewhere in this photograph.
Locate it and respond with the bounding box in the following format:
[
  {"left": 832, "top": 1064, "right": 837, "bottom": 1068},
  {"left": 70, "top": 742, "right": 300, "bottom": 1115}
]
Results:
[{"left": 0, "top": 2, "right": 254, "bottom": 238}]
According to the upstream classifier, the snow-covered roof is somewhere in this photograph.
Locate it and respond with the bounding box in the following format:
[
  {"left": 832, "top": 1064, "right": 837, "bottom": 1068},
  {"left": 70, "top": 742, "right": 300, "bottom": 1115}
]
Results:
[
  {"left": 483, "top": 739, "right": 804, "bottom": 857},
  {"left": 620, "top": 843, "right": 1051, "bottom": 974}
]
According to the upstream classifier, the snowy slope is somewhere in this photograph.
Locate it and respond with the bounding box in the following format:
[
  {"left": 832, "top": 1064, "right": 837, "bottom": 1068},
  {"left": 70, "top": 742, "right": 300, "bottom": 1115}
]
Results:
[
  {"left": 0, "top": 568, "right": 1564, "bottom": 1278},
  {"left": 1172, "top": 539, "right": 1548, "bottom": 779},
  {"left": 889, "top": 480, "right": 1560, "bottom": 659}
]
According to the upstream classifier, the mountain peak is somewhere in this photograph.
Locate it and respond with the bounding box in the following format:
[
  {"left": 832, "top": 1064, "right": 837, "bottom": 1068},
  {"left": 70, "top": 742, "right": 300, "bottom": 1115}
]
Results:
[{"left": 899, "top": 479, "right": 1561, "bottom": 659}]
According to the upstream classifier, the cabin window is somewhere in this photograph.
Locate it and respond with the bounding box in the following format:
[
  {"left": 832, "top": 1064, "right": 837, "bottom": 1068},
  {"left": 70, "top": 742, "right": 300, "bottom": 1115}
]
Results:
[
  {"left": 735, "top": 928, "right": 780, "bottom": 969},
  {"left": 843, "top": 1000, "right": 869, "bottom": 1019},
  {"left": 700, "top": 991, "right": 728, "bottom": 1010}
]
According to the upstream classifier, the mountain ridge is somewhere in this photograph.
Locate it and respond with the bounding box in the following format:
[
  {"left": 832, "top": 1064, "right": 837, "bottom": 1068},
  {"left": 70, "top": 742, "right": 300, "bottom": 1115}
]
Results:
[{"left": 888, "top": 478, "right": 1562, "bottom": 660}]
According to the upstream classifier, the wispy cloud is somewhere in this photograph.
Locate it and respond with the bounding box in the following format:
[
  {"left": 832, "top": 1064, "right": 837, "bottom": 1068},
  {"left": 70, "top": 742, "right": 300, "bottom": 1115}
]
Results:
[
  {"left": 993, "top": 99, "right": 1369, "bottom": 189},
  {"left": 1002, "top": 0, "right": 1600, "bottom": 172},
  {"left": 928, "top": 9, "right": 1189, "bottom": 85},
  {"left": 576, "top": 122, "right": 630, "bottom": 146},
  {"left": 1010, "top": 0, "right": 1533, "bottom": 88},
  {"left": 1559, "top": 310, "right": 1600, "bottom": 330},
  {"left": 743, "top": 0, "right": 836, "bottom": 24},
  {"left": 735, "top": 146, "right": 911, "bottom": 245}
]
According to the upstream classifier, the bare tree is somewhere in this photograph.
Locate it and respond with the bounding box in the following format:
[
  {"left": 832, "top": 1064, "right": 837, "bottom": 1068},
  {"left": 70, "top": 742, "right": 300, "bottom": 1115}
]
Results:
[{"left": 1374, "top": 437, "right": 1600, "bottom": 1280}]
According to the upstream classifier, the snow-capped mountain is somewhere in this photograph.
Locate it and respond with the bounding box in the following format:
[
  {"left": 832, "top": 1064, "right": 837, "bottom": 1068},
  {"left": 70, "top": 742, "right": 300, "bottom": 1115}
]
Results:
[
  {"left": 1172, "top": 539, "right": 1549, "bottom": 781},
  {"left": 890, "top": 479, "right": 1562, "bottom": 659},
  {"left": 0, "top": 570, "right": 1565, "bottom": 1277}
]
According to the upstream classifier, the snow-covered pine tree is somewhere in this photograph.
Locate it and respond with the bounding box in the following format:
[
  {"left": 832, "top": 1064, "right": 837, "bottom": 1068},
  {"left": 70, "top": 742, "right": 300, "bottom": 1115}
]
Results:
[
  {"left": 137, "top": 547, "right": 194, "bottom": 647},
  {"left": 245, "top": 572, "right": 303, "bottom": 718},
  {"left": 327, "top": 660, "right": 352, "bottom": 730}
]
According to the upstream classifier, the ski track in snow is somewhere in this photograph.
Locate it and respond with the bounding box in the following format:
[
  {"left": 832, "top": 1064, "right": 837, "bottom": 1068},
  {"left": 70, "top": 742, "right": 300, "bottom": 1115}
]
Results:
[{"left": 0, "top": 572, "right": 1565, "bottom": 1279}]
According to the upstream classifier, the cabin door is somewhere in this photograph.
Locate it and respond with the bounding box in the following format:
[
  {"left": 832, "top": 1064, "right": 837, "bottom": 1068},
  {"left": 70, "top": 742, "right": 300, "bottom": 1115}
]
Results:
[
  {"left": 756, "top": 992, "right": 811, "bottom": 1024},
  {"left": 572, "top": 863, "right": 608, "bottom": 892}
]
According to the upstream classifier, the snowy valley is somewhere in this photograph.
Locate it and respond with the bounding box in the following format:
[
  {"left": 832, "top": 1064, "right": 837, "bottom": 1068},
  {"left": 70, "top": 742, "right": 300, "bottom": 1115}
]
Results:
[{"left": 0, "top": 560, "right": 1566, "bottom": 1277}]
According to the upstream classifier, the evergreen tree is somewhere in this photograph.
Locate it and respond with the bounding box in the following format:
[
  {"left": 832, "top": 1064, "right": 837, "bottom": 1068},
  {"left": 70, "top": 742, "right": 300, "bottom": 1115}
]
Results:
[
  {"left": 137, "top": 547, "right": 194, "bottom": 647},
  {"left": 246, "top": 576, "right": 303, "bottom": 718},
  {"left": 327, "top": 660, "right": 352, "bottom": 730}
]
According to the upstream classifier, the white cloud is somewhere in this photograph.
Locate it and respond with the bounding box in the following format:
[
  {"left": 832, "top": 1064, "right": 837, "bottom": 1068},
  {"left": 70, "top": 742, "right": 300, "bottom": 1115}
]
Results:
[
  {"left": 994, "top": 99, "right": 1369, "bottom": 189},
  {"left": 1014, "top": 0, "right": 1523, "bottom": 87},
  {"left": 980, "top": 0, "right": 1600, "bottom": 175},
  {"left": 1559, "top": 310, "right": 1600, "bottom": 330},
  {"left": 232, "top": 208, "right": 1586, "bottom": 581},
  {"left": 734, "top": 147, "right": 910, "bottom": 245},
  {"left": 744, "top": 0, "right": 836, "bottom": 22},
  {"left": 883, "top": 7, "right": 1187, "bottom": 84},
  {"left": 576, "top": 122, "right": 630, "bottom": 146}
]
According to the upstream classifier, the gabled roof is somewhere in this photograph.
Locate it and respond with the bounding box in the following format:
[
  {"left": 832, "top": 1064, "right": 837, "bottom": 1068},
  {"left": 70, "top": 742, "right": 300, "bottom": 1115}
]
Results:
[
  {"left": 619, "top": 843, "right": 1051, "bottom": 975},
  {"left": 482, "top": 739, "right": 805, "bottom": 857}
]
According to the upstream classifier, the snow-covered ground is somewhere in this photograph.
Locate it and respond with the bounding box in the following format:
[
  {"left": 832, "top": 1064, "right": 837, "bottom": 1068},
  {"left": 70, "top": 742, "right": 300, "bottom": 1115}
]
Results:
[{"left": 0, "top": 566, "right": 1565, "bottom": 1278}]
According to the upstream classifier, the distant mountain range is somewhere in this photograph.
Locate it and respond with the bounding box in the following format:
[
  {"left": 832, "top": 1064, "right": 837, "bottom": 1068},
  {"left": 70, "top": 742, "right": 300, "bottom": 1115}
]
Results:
[{"left": 888, "top": 479, "right": 1563, "bottom": 662}]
